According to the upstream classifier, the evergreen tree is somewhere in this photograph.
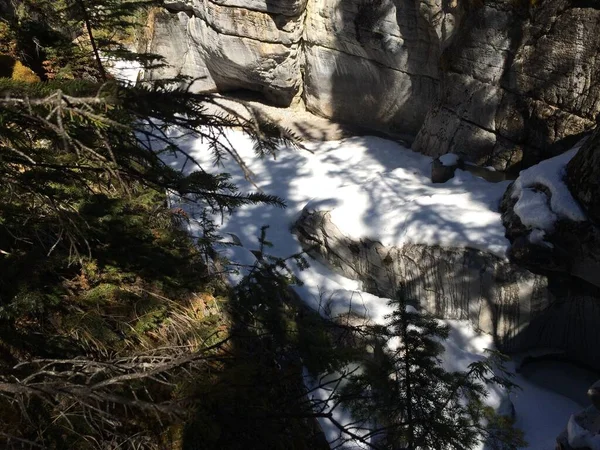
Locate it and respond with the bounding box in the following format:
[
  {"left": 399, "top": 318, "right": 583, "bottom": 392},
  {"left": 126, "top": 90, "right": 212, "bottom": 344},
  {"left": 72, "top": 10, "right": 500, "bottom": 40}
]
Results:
[
  {"left": 0, "top": 2, "right": 302, "bottom": 447},
  {"left": 334, "top": 284, "right": 526, "bottom": 450},
  {"left": 0, "top": 0, "right": 161, "bottom": 80}
]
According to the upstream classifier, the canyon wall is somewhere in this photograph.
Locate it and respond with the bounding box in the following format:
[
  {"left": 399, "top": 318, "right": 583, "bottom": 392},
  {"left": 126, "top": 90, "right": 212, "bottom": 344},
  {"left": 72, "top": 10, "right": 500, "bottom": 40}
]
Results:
[
  {"left": 143, "top": 0, "right": 600, "bottom": 169},
  {"left": 294, "top": 208, "right": 600, "bottom": 371}
]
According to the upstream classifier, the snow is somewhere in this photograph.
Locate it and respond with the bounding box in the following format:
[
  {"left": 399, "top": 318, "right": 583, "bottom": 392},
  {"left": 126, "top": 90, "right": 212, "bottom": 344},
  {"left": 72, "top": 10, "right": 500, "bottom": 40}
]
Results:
[
  {"left": 511, "top": 147, "right": 587, "bottom": 235},
  {"left": 567, "top": 412, "right": 600, "bottom": 449},
  {"left": 159, "top": 129, "right": 513, "bottom": 315},
  {"left": 105, "top": 56, "right": 590, "bottom": 450},
  {"left": 528, "top": 229, "right": 553, "bottom": 248},
  {"left": 513, "top": 188, "right": 558, "bottom": 230},
  {"left": 306, "top": 316, "right": 589, "bottom": 450},
  {"left": 439, "top": 153, "right": 461, "bottom": 166},
  {"left": 156, "top": 127, "right": 589, "bottom": 449},
  {"left": 103, "top": 57, "right": 143, "bottom": 85}
]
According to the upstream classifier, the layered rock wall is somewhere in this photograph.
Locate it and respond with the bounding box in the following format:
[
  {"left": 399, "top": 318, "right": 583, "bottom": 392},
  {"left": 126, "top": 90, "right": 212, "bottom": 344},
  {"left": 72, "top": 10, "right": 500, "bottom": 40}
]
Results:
[
  {"left": 144, "top": 0, "right": 600, "bottom": 168},
  {"left": 293, "top": 208, "right": 600, "bottom": 370},
  {"left": 144, "top": 0, "right": 453, "bottom": 139},
  {"left": 413, "top": 0, "right": 600, "bottom": 170}
]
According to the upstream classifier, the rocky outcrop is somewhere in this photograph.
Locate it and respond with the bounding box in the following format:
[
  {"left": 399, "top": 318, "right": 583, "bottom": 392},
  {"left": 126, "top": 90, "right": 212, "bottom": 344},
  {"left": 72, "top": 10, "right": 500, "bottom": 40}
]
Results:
[
  {"left": 413, "top": 0, "right": 600, "bottom": 170},
  {"left": 293, "top": 207, "right": 600, "bottom": 370},
  {"left": 556, "top": 380, "right": 600, "bottom": 449},
  {"left": 144, "top": 1, "right": 305, "bottom": 105},
  {"left": 141, "top": 9, "right": 217, "bottom": 92},
  {"left": 568, "top": 125, "right": 600, "bottom": 223},
  {"left": 501, "top": 134, "right": 600, "bottom": 289},
  {"left": 145, "top": 0, "right": 600, "bottom": 168}
]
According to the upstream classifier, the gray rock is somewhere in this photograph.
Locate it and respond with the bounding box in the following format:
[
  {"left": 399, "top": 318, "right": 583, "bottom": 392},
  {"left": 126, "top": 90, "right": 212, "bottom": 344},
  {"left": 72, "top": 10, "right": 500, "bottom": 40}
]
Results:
[
  {"left": 556, "top": 380, "right": 600, "bottom": 450},
  {"left": 139, "top": 9, "right": 217, "bottom": 92},
  {"left": 210, "top": 0, "right": 308, "bottom": 16},
  {"left": 431, "top": 155, "right": 463, "bottom": 183},
  {"left": 500, "top": 132, "right": 600, "bottom": 290},
  {"left": 567, "top": 126, "right": 600, "bottom": 224},
  {"left": 301, "top": 0, "right": 445, "bottom": 137},
  {"left": 148, "top": 1, "right": 305, "bottom": 105},
  {"left": 303, "top": 44, "right": 438, "bottom": 137},
  {"left": 188, "top": 15, "right": 303, "bottom": 105},
  {"left": 293, "top": 207, "right": 600, "bottom": 370},
  {"left": 414, "top": 0, "right": 600, "bottom": 170},
  {"left": 147, "top": 0, "right": 600, "bottom": 165},
  {"left": 146, "top": 0, "right": 451, "bottom": 136}
]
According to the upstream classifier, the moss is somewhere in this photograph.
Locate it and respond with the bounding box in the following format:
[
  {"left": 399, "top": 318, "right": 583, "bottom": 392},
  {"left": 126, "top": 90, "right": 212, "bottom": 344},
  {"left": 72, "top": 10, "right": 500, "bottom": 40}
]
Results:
[{"left": 11, "top": 60, "right": 40, "bottom": 83}]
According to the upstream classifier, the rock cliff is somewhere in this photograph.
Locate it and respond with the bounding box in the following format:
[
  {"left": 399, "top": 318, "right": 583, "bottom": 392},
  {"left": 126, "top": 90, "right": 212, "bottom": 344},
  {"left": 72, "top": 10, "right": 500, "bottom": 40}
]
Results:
[
  {"left": 142, "top": 0, "right": 600, "bottom": 169},
  {"left": 413, "top": 0, "right": 600, "bottom": 170}
]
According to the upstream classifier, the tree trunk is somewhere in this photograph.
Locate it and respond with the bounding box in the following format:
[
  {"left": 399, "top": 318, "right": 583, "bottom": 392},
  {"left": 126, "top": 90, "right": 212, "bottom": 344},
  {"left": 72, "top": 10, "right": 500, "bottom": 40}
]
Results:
[
  {"left": 75, "top": 0, "right": 107, "bottom": 81},
  {"left": 566, "top": 128, "right": 600, "bottom": 223}
]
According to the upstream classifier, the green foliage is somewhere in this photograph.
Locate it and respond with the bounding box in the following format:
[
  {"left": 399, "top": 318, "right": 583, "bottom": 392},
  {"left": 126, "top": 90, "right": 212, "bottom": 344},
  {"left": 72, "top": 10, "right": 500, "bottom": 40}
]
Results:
[
  {"left": 182, "top": 229, "right": 329, "bottom": 450},
  {"left": 0, "top": 0, "right": 162, "bottom": 80},
  {"left": 0, "top": 61, "right": 297, "bottom": 450},
  {"left": 322, "top": 285, "right": 527, "bottom": 450}
]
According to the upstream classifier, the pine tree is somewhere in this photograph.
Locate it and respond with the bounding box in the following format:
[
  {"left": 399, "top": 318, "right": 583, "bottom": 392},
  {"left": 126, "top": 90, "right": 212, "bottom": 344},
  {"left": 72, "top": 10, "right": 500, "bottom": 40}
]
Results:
[
  {"left": 0, "top": 2, "right": 302, "bottom": 447},
  {"left": 335, "top": 284, "right": 526, "bottom": 450}
]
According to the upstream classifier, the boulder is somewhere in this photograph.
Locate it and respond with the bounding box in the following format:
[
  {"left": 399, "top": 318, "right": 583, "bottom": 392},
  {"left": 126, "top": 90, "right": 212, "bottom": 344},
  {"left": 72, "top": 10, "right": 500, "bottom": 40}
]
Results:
[
  {"left": 293, "top": 207, "right": 600, "bottom": 370},
  {"left": 431, "top": 153, "right": 463, "bottom": 183},
  {"left": 557, "top": 380, "right": 600, "bottom": 450},
  {"left": 500, "top": 135, "right": 600, "bottom": 289}
]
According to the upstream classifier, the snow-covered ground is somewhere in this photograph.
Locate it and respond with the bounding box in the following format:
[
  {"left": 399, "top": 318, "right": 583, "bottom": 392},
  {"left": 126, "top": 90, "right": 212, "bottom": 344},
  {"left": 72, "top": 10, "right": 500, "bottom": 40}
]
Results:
[
  {"left": 159, "top": 128, "right": 590, "bottom": 449},
  {"left": 107, "top": 58, "right": 591, "bottom": 449}
]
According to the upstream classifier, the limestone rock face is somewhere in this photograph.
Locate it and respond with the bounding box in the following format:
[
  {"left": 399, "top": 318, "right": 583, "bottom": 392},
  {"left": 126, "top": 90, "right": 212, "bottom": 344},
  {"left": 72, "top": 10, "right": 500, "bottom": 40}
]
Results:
[
  {"left": 147, "top": 0, "right": 455, "bottom": 136},
  {"left": 302, "top": 0, "right": 444, "bottom": 137},
  {"left": 210, "top": 0, "right": 308, "bottom": 16},
  {"left": 293, "top": 207, "right": 600, "bottom": 370},
  {"left": 188, "top": 13, "right": 303, "bottom": 105},
  {"left": 568, "top": 126, "right": 600, "bottom": 224},
  {"left": 152, "top": 0, "right": 305, "bottom": 105},
  {"left": 413, "top": 0, "right": 600, "bottom": 170},
  {"left": 147, "top": 0, "right": 600, "bottom": 166},
  {"left": 141, "top": 9, "right": 217, "bottom": 92}
]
